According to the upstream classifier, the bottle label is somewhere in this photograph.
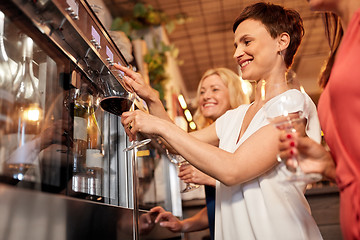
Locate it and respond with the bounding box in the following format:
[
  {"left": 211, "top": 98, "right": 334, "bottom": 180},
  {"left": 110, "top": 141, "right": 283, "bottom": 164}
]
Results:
[
  {"left": 73, "top": 116, "right": 87, "bottom": 141},
  {"left": 86, "top": 149, "right": 103, "bottom": 168}
]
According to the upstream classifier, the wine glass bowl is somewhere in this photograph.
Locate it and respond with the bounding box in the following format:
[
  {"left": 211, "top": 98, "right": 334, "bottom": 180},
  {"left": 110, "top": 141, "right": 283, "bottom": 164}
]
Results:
[
  {"left": 99, "top": 70, "right": 135, "bottom": 116},
  {"left": 166, "top": 149, "right": 200, "bottom": 193},
  {"left": 100, "top": 95, "right": 133, "bottom": 116},
  {"left": 99, "top": 67, "right": 151, "bottom": 152},
  {"left": 263, "top": 83, "right": 322, "bottom": 183}
]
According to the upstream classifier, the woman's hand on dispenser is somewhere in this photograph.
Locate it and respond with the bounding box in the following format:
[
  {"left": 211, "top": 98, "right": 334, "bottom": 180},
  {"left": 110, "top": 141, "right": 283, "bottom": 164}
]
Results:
[
  {"left": 114, "top": 64, "right": 158, "bottom": 102},
  {"left": 114, "top": 64, "right": 172, "bottom": 121}
]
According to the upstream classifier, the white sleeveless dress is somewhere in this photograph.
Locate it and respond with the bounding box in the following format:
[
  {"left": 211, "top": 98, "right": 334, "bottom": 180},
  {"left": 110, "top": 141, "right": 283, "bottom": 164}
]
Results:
[{"left": 214, "top": 90, "right": 323, "bottom": 240}]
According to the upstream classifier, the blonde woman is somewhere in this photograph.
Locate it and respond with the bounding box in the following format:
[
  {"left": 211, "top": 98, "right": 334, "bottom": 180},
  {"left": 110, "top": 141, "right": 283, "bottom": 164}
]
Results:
[{"left": 151, "top": 68, "right": 248, "bottom": 239}]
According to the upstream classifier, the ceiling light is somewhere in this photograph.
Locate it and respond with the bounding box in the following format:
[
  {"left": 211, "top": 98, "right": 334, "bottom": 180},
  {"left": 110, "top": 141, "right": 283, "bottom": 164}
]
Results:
[
  {"left": 184, "top": 109, "right": 192, "bottom": 122},
  {"left": 178, "top": 94, "right": 187, "bottom": 109},
  {"left": 189, "top": 121, "right": 196, "bottom": 130}
]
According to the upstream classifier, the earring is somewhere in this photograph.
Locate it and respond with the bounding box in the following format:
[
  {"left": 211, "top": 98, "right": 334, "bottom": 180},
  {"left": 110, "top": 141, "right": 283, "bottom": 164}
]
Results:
[{"left": 278, "top": 50, "right": 285, "bottom": 61}]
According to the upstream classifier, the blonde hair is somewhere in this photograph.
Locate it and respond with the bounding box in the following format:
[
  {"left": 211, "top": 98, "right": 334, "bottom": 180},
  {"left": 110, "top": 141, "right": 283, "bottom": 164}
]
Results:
[{"left": 193, "top": 67, "right": 249, "bottom": 129}]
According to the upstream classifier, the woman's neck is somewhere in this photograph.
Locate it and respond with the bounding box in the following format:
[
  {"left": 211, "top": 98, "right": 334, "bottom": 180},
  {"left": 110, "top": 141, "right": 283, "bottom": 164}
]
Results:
[{"left": 252, "top": 74, "right": 287, "bottom": 104}]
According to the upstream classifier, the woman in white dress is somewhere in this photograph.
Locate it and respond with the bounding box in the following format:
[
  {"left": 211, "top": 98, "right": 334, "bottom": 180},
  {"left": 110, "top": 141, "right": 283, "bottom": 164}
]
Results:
[{"left": 119, "top": 2, "right": 322, "bottom": 239}]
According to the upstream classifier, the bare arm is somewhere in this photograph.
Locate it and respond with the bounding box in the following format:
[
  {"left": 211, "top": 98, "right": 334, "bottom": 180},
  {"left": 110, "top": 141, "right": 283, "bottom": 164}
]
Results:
[
  {"left": 122, "top": 110, "right": 279, "bottom": 186},
  {"left": 180, "top": 207, "right": 209, "bottom": 232}
]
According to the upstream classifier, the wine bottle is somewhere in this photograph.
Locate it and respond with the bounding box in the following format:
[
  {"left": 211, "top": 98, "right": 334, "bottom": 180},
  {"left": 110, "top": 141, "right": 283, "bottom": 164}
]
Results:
[
  {"left": 6, "top": 33, "right": 43, "bottom": 184},
  {"left": 12, "top": 34, "right": 42, "bottom": 135},
  {"left": 86, "top": 100, "right": 103, "bottom": 197},
  {"left": 71, "top": 85, "right": 92, "bottom": 194},
  {"left": 72, "top": 85, "right": 91, "bottom": 174}
]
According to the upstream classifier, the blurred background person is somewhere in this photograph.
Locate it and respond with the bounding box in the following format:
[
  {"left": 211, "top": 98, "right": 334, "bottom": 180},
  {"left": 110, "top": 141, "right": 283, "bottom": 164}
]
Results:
[{"left": 151, "top": 67, "right": 249, "bottom": 240}]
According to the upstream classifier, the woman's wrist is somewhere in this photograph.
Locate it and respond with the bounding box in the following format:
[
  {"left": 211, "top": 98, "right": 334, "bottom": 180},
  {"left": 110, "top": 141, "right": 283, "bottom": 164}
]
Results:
[
  {"left": 156, "top": 118, "right": 173, "bottom": 136},
  {"left": 146, "top": 94, "right": 162, "bottom": 108},
  {"left": 180, "top": 219, "right": 192, "bottom": 233}
]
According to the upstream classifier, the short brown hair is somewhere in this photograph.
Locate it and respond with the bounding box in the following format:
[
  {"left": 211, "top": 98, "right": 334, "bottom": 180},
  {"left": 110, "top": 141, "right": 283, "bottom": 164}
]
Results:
[{"left": 233, "top": 2, "right": 304, "bottom": 68}]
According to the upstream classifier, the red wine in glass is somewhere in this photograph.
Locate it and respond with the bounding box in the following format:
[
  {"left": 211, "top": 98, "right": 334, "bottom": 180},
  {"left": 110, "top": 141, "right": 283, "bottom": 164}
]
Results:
[{"left": 100, "top": 96, "right": 133, "bottom": 116}]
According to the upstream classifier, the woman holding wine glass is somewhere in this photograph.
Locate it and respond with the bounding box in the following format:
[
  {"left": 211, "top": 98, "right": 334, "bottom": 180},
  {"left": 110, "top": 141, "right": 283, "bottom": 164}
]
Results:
[
  {"left": 120, "top": 3, "right": 323, "bottom": 239},
  {"left": 278, "top": 0, "right": 360, "bottom": 239},
  {"left": 115, "top": 64, "right": 249, "bottom": 239}
]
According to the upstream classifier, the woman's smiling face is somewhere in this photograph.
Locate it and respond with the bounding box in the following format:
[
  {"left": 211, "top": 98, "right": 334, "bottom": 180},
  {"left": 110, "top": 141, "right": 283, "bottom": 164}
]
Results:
[
  {"left": 198, "top": 74, "right": 231, "bottom": 121},
  {"left": 233, "top": 19, "right": 280, "bottom": 82}
]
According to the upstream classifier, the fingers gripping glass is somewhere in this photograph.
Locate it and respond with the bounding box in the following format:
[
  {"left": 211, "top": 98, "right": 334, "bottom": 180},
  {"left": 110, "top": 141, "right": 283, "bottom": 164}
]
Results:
[
  {"left": 100, "top": 66, "right": 150, "bottom": 152},
  {"left": 166, "top": 149, "right": 200, "bottom": 193},
  {"left": 262, "top": 82, "right": 322, "bottom": 183}
]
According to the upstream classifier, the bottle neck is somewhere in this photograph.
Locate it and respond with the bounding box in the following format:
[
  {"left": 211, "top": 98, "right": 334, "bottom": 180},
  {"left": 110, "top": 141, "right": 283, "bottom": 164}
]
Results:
[
  {"left": 13, "top": 50, "right": 40, "bottom": 104},
  {"left": 0, "top": 11, "right": 10, "bottom": 66},
  {"left": 22, "top": 36, "right": 33, "bottom": 60},
  {"left": 0, "top": 11, "right": 5, "bottom": 37}
]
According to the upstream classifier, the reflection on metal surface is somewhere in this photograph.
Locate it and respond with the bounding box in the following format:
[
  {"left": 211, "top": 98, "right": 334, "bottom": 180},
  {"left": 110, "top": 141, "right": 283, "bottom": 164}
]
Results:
[
  {"left": 0, "top": 0, "right": 183, "bottom": 239},
  {"left": 0, "top": 184, "right": 180, "bottom": 240},
  {"left": 0, "top": 183, "right": 132, "bottom": 240}
]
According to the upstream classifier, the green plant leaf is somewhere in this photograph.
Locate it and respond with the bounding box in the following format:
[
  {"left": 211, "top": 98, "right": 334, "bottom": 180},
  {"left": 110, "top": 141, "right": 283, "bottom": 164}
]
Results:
[{"left": 133, "top": 3, "right": 147, "bottom": 18}]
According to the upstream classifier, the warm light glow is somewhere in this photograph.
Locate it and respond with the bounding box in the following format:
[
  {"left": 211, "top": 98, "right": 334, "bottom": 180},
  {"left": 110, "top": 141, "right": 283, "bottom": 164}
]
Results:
[
  {"left": 178, "top": 94, "right": 187, "bottom": 109},
  {"left": 95, "top": 97, "right": 101, "bottom": 106},
  {"left": 300, "top": 85, "right": 306, "bottom": 94},
  {"left": 241, "top": 78, "right": 253, "bottom": 97},
  {"left": 25, "top": 107, "right": 41, "bottom": 121},
  {"left": 189, "top": 121, "right": 196, "bottom": 130},
  {"left": 184, "top": 109, "right": 193, "bottom": 122},
  {"left": 261, "top": 80, "right": 266, "bottom": 101}
]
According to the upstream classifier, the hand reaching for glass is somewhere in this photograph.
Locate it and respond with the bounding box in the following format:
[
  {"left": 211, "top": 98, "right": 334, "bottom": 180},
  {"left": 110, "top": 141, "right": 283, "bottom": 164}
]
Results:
[
  {"left": 138, "top": 211, "right": 156, "bottom": 235},
  {"left": 150, "top": 206, "right": 183, "bottom": 232},
  {"left": 178, "top": 164, "right": 216, "bottom": 187}
]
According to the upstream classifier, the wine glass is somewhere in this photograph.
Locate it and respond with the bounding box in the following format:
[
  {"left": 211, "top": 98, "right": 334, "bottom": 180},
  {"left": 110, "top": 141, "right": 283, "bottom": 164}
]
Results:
[
  {"left": 262, "top": 81, "right": 322, "bottom": 183},
  {"left": 166, "top": 149, "right": 200, "bottom": 193},
  {"left": 99, "top": 67, "right": 151, "bottom": 152},
  {"left": 122, "top": 98, "right": 151, "bottom": 152}
]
